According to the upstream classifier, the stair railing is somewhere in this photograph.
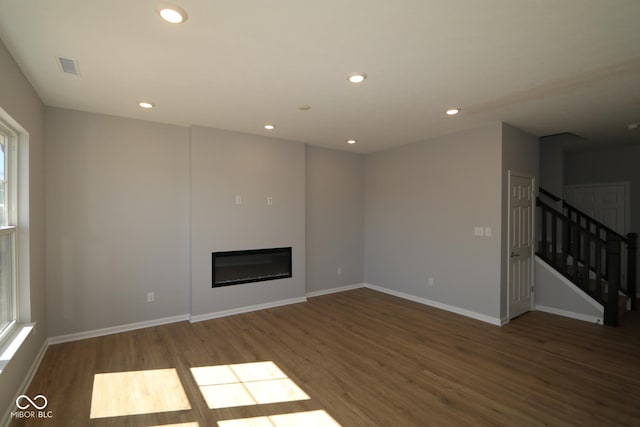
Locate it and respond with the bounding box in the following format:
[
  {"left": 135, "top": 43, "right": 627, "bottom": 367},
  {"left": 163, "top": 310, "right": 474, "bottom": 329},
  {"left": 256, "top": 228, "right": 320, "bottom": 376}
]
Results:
[
  {"left": 563, "top": 199, "right": 637, "bottom": 308},
  {"left": 537, "top": 187, "right": 637, "bottom": 325}
]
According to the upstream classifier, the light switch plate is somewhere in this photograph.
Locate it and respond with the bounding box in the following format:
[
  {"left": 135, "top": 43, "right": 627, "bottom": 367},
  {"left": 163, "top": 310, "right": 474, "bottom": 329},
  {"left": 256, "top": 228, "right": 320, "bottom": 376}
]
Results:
[{"left": 474, "top": 227, "right": 484, "bottom": 236}]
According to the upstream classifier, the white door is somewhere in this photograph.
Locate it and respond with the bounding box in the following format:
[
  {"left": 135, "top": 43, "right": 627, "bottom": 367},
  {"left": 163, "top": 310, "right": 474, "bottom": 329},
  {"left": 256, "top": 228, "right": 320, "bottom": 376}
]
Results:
[
  {"left": 564, "top": 183, "right": 629, "bottom": 235},
  {"left": 509, "top": 173, "right": 534, "bottom": 319}
]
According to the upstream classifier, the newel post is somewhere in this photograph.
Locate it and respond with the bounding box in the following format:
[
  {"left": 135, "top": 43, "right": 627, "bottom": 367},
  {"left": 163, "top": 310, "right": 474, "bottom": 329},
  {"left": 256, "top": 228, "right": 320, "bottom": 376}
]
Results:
[
  {"left": 627, "top": 233, "right": 637, "bottom": 311},
  {"left": 605, "top": 236, "right": 621, "bottom": 326}
]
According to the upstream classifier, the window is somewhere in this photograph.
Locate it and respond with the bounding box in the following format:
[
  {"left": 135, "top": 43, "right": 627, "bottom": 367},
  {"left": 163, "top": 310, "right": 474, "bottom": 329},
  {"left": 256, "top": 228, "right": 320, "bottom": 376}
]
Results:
[{"left": 0, "top": 120, "right": 17, "bottom": 344}]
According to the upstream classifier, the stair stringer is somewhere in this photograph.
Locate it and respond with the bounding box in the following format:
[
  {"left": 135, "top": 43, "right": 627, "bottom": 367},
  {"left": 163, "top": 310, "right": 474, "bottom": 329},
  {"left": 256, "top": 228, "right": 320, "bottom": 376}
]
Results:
[{"left": 534, "top": 255, "right": 604, "bottom": 324}]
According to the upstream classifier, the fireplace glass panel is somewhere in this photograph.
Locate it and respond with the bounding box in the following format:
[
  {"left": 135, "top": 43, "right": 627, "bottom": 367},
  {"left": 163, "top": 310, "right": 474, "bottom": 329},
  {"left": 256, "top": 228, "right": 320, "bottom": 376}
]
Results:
[{"left": 212, "top": 247, "right": 292, "bottom": 287}]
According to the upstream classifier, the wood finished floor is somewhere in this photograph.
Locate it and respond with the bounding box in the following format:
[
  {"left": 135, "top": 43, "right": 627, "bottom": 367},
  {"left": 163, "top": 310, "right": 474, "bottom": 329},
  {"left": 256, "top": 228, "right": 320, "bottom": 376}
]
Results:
[{"left": 10, "top": 288, "right": 640, "bottom": 426}]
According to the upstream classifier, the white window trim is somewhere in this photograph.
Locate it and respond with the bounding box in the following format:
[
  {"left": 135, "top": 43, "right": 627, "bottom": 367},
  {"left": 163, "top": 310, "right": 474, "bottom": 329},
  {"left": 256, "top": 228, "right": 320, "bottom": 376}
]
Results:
[
  {"left": 0, "top": 226, "right": 17, "bottom": 345},
  {"left": 0, "top": 107, "right": 32, "bottom": 368}
]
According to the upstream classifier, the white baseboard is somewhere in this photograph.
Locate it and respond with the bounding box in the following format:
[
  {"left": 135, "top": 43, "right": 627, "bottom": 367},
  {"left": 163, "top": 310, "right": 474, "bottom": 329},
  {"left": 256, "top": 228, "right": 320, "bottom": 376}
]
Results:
[
  {"left": 48, "top": 296, "right": 311, "bottom": 342},
  {"left": 535, "top": 304, "right": 603, "bottom": 325},
  {"left": 364, "top": 283, "right": 503, "bottom": 326},
  {"left": 189, "top": 297, "right": 307, "bottom": 323},
  {"left": 1, "top": 339, "right": 49, "bottom": 427},
  {"left": 306, "top": 283, "right": 365, "bottom": 298},
  {"left": 48, "top": 314, "right": 191, "bottom": 345}
]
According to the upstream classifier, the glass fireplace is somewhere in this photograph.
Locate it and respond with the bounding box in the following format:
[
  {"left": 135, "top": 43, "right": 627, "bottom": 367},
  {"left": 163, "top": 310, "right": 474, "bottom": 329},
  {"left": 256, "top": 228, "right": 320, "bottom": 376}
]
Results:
[{"left": 212, "top": 247, "right": 292, "bottom": 287}]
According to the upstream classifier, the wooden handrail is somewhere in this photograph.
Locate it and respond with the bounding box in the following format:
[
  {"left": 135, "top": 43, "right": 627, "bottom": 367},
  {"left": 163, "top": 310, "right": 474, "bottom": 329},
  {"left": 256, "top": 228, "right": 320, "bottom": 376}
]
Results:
[
  {"left": 564, "top": 201, "right": 628, "bottom": 244},
  {"left": 536, "top": 198, "right": 606, "bottom": 244},
  {"left": 539, "top": 187, "right": 561, "bottom": 202},
  {"left": 538, "top": 186, "right": 628, "bottom": 243}
]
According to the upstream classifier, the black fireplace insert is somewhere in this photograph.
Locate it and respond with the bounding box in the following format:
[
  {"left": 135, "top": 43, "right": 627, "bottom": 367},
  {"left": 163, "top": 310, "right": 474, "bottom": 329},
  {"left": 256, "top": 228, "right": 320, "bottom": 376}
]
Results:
[{"left": 212, "top": 247, "right": 292, "bottom": 287}]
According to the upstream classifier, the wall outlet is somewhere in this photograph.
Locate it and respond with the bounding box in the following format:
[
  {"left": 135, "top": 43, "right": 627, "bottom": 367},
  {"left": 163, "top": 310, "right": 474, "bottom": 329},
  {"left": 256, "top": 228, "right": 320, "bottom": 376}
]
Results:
[
  {"left": 235, "top": 195, "right": 242, "bottom": 205},
  {"left": 484, "top": 227, "right": 492, "bottom": 237},
  {"left": 147, "top": 291, "right": 155, "bottom": 303},
  {"left": 474, "top": 227, "right": 484, "bottom": 236},
  {"left": 337, "top": 267, "right": 342, "bottom": 276},
  {"left": 267, "top": 196, "right": 273, "bottom": 206},
  {"left": 427, "top": 277, "right": 434, "bottom": 286}
]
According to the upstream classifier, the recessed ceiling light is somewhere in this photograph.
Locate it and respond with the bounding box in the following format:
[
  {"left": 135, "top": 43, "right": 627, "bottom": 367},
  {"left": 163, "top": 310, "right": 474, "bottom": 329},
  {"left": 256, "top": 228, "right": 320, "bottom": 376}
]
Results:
[
  {"left": 446, "top": 108, "right": 460, "bottom": 116},
  {"left": 138, "top": 101, "right": 155, "bottom": 109},
  {"left": 264, "top": 124, "right": 276, "bottom": 130},
  {"left": 347, "top": 73, "right": 367, "bottom": 84},
  {"left": 347, "top": 139, "right": 357, "bottom": 145},
  {"left": 158, "top": 4, "right": 188, "bottom": 24}
]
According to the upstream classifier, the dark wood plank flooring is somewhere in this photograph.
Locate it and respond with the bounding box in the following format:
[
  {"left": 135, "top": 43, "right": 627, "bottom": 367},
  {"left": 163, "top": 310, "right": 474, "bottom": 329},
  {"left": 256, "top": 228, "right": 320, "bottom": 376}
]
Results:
[{"left": 10, "top": 288, "right": 640, "bottom": 426}]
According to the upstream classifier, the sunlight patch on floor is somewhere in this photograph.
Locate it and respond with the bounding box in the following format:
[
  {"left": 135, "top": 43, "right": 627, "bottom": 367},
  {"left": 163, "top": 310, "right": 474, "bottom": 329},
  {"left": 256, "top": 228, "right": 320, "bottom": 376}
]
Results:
[
  {"left": 148, "top": 423, "right": 200, "bottom": 427},
  {"left": 191, "top": 361, "right": 309, "bottom": 409},
  {"left": 217, "top": 410, "right": 341, "bottom": 427},
  {"left": 90, "top": 368, "right": 191, "bottom": 418}
]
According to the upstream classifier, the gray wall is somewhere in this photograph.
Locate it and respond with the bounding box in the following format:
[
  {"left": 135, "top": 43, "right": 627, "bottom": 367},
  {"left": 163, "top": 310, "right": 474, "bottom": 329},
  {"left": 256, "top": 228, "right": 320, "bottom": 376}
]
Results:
[
  {"left": 364, "top": 123, "right": 503, "bottom": 320},
  {"left": 306, "top": 146, "right": 364, "bottom": 294},
  {"left": 45, "top": 108, "right": 191, "bottom": 336},
  {"left": 0, "top": 40, "right": 46, "bottom": 420},
  {"left": 539, "top": 137, "right": 564, "bottom": 197},
  {"left": 190, "top": 127, "right": 306, "bottom": 316},
  {"left": 535, "top": 257, "right": 603, "bottom": 321},
  {"left": 565, "top": 144, "right": 640, "bottom": 294},
  {"left": 46, "top": 114, "right": 309, "bottom": 332},
  {"left": 500, "top": 123, "right": 539, "bottom": 318},
  {"left": 538, "top": 133, "right": 585, "bottom": 198}
]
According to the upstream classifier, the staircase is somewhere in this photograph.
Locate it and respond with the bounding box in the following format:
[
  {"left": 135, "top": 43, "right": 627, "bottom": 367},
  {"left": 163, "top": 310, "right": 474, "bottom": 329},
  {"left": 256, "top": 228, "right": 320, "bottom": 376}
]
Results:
[{"left": 536, "top": 188, "right": 637, "bottom": 326}]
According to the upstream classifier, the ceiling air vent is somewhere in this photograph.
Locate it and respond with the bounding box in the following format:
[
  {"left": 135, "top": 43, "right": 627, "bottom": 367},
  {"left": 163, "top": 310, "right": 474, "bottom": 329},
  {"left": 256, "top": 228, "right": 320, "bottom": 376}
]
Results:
[{"left": 57, "top": 56, "right": 80, "bottom": 76}]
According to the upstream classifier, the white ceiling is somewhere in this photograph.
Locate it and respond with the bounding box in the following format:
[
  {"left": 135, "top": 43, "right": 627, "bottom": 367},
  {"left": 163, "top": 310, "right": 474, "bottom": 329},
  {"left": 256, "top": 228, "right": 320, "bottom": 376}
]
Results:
[{"left": 0, "top": 0, "right": 639, "bottom": 153}]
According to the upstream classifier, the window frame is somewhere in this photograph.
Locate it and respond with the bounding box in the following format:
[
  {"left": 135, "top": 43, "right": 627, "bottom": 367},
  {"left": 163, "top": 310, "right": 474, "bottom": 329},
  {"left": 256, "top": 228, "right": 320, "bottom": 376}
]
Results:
[{"left": 0, "top": 119, "right": 18, "bottom": 346}]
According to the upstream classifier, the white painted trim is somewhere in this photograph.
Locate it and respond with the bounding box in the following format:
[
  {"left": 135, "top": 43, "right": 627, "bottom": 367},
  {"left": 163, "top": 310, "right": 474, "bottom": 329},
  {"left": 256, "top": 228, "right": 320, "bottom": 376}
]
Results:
[
  {"left": 1, "top": 338, "right": 49, "bottom": 427},
  {"left": 189, "top": 297, "right": 307, "bottom": 323},
  {"left": 535, "top": 304, "right": 603, "bottom": 325},
  {"left": 49, "top": 296, "right": 311, "bottom": 342},
  {"left": 306, "top": 283, "right": 365, "bottom": 298},
  {"left": 535, "top": 255, "right": 604, "bottom": 311},
  {"left": 48, "top": 314, "right": 191, "bottom": 345},
  {"left": 364, "top": 284, "right": 503, "bottom": 326}
]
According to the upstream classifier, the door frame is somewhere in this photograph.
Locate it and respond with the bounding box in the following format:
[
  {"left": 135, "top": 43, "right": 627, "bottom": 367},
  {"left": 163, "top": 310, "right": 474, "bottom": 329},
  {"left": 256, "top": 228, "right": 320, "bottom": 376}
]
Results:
[{"left": 507, "top": 171, "right": 536, "bottom": 321}]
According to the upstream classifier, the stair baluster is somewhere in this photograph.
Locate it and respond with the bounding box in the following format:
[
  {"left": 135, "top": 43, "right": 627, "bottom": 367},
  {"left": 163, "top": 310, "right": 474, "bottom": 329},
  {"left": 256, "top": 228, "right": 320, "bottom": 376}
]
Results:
[{"left": 537, "top": 187, "right": 637, "bottom": 325}]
